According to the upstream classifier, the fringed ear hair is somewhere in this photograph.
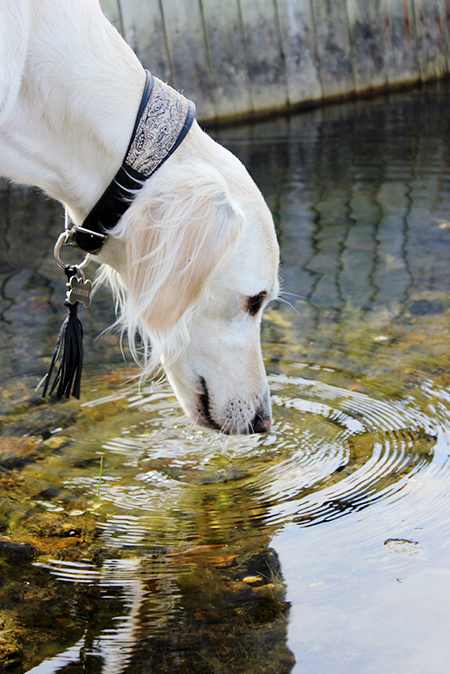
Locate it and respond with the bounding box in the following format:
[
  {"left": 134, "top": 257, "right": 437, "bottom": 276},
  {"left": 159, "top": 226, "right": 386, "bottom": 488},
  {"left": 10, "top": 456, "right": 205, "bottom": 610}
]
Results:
[{"left": 39, "top": 229, "right": 92, "bottom": 400}]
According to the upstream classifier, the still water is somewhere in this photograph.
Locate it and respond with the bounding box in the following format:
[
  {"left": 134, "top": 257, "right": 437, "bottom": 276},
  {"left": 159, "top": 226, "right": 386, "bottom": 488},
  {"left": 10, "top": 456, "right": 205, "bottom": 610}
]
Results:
[{"left": 1, "top": 82, "right": 450, "bottom": 673}]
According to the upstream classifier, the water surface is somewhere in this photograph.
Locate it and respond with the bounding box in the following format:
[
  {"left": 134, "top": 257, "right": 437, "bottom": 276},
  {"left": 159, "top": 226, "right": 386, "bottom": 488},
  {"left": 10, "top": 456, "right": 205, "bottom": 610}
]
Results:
[{"left": 1, "top": 81, "right": 450, "bottom": 673}]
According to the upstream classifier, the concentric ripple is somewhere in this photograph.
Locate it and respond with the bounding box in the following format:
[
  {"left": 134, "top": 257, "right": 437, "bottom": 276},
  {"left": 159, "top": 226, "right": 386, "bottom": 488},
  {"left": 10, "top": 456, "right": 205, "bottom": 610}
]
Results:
[
  {"left": 28, "top": 371, "right": 450, "bottom": 674},
  {"left": 255, "top": 373, "right": 441, "bottom": 526},
  {"left": 46, "top": 371, "right": 448, "bottom": 550}
]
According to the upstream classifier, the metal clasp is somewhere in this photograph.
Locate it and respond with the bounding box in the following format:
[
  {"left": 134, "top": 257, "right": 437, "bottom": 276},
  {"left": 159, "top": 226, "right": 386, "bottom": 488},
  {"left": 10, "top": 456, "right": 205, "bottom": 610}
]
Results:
[
  {"left": 63, "top": 224, "right": 106, "bottom": 252},
  {"left": 54, "top": 230, "right": 91, "bottom": 272}
]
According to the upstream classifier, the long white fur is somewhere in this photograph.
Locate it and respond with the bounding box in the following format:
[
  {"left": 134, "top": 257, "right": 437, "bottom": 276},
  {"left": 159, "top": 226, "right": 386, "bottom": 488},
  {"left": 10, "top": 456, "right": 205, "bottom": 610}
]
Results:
[
  {"left": 116, "top": 161, "right": 246, "bottom": 369},
  {"left": 0, "top": 0, "right": 280, "bottom": 434}
]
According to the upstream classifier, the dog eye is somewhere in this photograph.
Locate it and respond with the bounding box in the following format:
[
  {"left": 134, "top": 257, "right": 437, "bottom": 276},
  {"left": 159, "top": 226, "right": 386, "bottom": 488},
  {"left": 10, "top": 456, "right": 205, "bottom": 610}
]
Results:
[{"left": 246, "top": 292, "right": 267, "bottom": 316}]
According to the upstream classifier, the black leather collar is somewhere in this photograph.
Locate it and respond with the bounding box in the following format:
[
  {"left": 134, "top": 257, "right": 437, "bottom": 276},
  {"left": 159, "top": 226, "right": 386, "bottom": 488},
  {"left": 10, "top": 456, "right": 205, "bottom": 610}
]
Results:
[{"left": 69, "top": 70, "right": 195, "bottom": 254}]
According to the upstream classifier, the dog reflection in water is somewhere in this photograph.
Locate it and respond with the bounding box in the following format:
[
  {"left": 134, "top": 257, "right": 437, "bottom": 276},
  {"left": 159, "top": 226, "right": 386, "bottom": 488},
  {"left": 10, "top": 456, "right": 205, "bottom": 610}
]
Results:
[{"left": 0, "top": 0, "right": 279, "bottom": 434}]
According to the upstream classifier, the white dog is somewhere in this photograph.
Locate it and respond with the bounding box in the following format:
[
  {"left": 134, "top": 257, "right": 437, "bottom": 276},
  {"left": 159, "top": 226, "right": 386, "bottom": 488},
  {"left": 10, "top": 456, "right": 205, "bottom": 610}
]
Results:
[{"left": 0, "top": 0, "right": 279, "bottom": 434}]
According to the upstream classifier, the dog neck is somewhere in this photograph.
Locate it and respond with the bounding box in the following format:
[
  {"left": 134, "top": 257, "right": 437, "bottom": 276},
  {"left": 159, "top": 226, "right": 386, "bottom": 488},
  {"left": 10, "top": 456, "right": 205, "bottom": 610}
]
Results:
[
  {"left": 71, "top": 71, "right": 195, "bottom": 255},
  {"left": 0, "top": 0, "right": 145, "bottom": 225}
]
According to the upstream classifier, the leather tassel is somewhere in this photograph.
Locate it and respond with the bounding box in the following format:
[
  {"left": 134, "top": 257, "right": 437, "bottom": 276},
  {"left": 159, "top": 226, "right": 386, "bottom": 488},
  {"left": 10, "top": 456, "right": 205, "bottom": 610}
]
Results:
[{"left": 42, "top": 266, "right": 85, "bottom": 400}]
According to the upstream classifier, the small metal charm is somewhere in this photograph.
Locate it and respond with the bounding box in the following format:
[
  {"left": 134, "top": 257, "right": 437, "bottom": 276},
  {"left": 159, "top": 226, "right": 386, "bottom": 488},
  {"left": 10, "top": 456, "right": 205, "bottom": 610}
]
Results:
[{"left": 66, "top": 276, "right": 92, "bottom": 308}]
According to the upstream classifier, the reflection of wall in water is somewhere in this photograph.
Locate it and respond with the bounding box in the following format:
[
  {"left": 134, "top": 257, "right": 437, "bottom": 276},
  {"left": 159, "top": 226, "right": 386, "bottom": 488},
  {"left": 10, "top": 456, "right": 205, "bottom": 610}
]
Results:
[{"left": 213, "top": 84, "right": 450, "bottom": 356}]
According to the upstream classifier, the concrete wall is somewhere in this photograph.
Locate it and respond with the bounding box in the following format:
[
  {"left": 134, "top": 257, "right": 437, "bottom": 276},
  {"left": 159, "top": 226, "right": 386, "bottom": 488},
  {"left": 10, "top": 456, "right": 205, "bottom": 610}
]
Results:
[{"left": 105, "top": 1, "right": 450, "bottom": 122}]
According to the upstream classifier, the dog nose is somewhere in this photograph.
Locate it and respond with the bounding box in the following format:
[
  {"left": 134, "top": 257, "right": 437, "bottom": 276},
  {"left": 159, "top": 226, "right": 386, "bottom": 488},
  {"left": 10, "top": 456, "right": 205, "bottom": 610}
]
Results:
[{"left": 251, "top": 415, "right": 272, "bottom": 434}]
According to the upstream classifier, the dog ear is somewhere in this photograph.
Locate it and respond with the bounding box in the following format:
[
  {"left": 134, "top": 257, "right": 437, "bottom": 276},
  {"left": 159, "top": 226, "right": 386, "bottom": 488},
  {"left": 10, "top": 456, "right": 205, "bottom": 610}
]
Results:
[{"left": 126, "top": 164, "right": 246, "bottom": 336}]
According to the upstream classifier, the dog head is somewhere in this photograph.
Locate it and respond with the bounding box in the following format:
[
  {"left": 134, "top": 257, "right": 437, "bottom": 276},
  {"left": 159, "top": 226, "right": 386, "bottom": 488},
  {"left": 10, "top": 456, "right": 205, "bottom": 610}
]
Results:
[{"left": 100, "top": 126, "right": 279, "bottom": 434}]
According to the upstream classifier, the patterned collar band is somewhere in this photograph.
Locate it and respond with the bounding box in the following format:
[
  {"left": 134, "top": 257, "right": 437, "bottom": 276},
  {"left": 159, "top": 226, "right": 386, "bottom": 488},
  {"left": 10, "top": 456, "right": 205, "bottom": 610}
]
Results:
[{"left": 67, "top": 70, "right": 196, "bottom": 254}]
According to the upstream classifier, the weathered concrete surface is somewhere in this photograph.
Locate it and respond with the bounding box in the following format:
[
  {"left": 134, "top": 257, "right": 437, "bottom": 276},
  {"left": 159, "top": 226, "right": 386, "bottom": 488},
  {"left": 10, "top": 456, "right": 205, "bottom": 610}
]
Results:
[
  {"left": 238, "top": 0, "right": 289, "bottom": 114},
  {"left": 347, "top": 0, "right": 388, "bottom": 92},
  {"left": 100, "top": 0, "right": 450, "bottom": 122},
  {"left": 413, "top": 0, "right": 450, "bottom": 80},
  {"left": 276, "top": 0, "right": 323, "bottom": 106},
  {"left": 383, "top": 0, "right": 420, "bottom": 87},
  {"left": 312, "top": 0, "right": 355, "bottom": 98},
  {"left": 201, "top": 0, "right": 253, "bottom": 120},
  {"left": 120, "top": 0, "right": 172, "bottom": 81}
]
